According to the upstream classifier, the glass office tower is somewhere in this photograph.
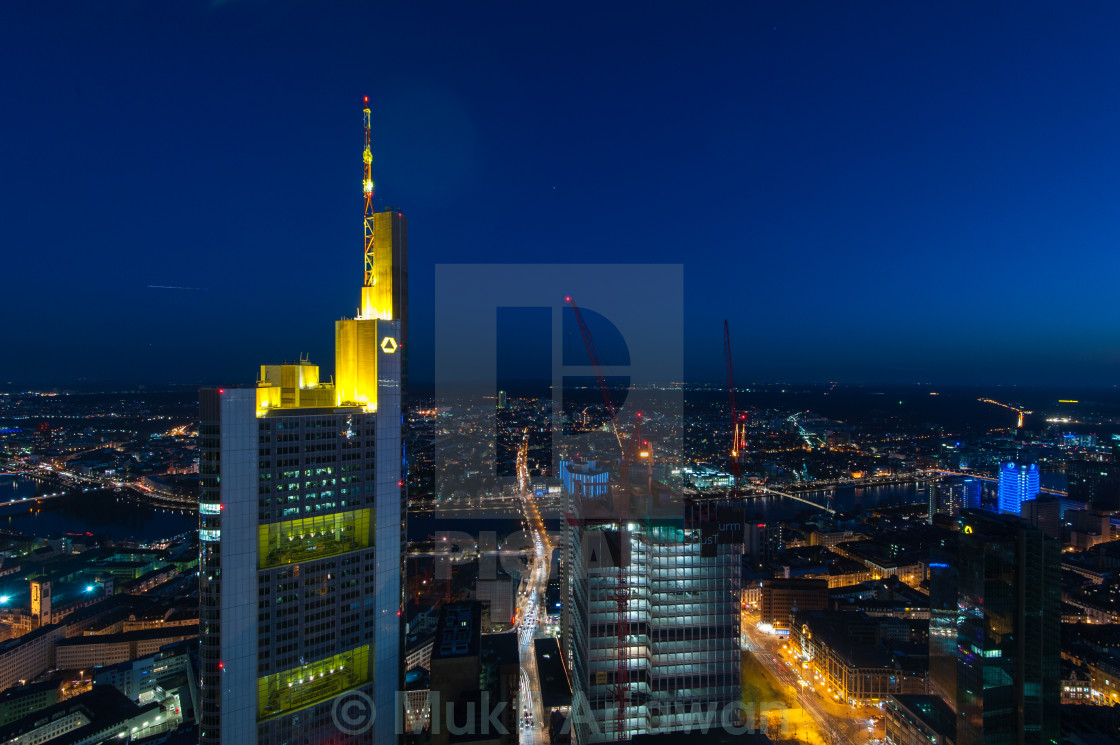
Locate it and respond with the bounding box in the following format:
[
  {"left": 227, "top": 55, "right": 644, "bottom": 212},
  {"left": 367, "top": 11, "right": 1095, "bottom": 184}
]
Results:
[
  {"left": 929, "top": 510, "right": 1060, "bottom": 745},
  {"left": 563, "top": 490, "right": 741, "bottom": 743}
]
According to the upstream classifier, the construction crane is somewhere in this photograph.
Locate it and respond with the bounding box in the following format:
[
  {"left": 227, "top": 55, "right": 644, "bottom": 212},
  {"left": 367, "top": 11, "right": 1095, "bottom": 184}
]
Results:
[
  {"left": 723, "top": 320, "right": 747, "bottom": 485},
  {"left": 978, "top": 398, "right": 1032, "bottom": 428},
  {"left": 565, "top": 295, "right": 632, "bottom": 741},
  {"left": 565, "top": 296, "right": 626, "bottom": 452}
]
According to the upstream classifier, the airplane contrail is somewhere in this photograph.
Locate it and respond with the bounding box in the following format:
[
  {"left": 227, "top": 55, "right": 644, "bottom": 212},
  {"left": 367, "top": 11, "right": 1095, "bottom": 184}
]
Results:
[{"left": 148, "top": 285, "right": 209, "bottom": 291}]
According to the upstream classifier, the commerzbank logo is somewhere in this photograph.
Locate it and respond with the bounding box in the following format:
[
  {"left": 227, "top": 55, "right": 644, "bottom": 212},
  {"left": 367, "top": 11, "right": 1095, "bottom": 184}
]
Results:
[{"left": 380, "top": 336, "right": 398, "bottom": 353}]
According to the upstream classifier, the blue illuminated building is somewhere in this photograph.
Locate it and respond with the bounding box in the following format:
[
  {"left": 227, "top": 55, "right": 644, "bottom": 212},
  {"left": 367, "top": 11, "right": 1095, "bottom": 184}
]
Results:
[
  {"left": 961, "top": 477, "right": 982, "bottom": 509},
  {"left": 997, "top": 462, "right": 1039, "bottom": 515},
  {"left": 558, "top": 458, "right": 610, "bottom": 498}
]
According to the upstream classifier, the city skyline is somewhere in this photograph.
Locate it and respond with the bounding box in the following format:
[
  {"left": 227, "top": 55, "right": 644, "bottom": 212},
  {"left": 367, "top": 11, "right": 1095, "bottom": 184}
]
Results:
[
  {"left": 5, "top": 2, "right": 1120, "bottom": 387},
  {"left": 4, "top": 5, "right": 1120, "bottom": 744}
]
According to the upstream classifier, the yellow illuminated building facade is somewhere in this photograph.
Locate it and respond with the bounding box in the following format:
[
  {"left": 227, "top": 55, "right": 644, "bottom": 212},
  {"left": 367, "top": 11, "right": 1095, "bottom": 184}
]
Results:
[
  {"left": 339, "top": 208, "right": 408, "bottom": 408},
  {"left": 257, "top": 646, "right": 371, "bottom": 721},
  {"left": 258, "top": 509, "right": 372, "bottom": 569},
  {"left": 335, "top": 318, "right": 381, "bottom": 408},
  {"left": 198, "top": 99, "right": 407, "bottom": 745},
  {"left": 360, "top": 210, "right": 408, "bottom": 322},
  {"left": 256, "top": 359, "right": 336, "bottom": 411}
]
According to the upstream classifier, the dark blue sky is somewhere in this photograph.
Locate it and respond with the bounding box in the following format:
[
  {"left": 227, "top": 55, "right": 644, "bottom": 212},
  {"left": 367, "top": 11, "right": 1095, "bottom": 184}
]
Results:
[{"left": 4, "top": 1, "right": 1120, "bottom": 387}]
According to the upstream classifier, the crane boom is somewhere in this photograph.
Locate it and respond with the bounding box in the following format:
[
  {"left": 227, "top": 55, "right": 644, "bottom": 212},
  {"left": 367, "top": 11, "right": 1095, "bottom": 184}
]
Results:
[
  {"left": 566, "top": 296, "right": 624, "bottom": 451},
  {"left": 978, "top": 398, "right": 1032, "bottom": 428},
  {"left": 724, "top": 320, "right": 736, "bottom": 420}
]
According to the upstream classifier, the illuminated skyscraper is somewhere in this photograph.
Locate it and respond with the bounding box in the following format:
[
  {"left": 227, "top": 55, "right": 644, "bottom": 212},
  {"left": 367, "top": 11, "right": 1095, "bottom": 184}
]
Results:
[
  {"left": 997, "top": 462, "right": 1039, "bottom": 515},
  {"left": 928, "top": 481, "right": 963, "bottom": 521},
  {"left": 961, "top": 477, "right": 982, "bottom": 510},
  {"left": 199, "top": 98, "right": 406, "bottom": 745},
  {"left": 563, "top": 492, "right": 741, "bottom": 743},
  {"left": 929, "top": 510, "right": 1060, "bottom": 745},
  {"left": 928, "top": 478, "right": 982, "bottom": 521}
]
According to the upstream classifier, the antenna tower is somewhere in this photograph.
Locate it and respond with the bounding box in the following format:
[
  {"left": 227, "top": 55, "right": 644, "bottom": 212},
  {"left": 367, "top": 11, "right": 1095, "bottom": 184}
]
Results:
[{"left": 362, "top": 96, "right": 375, "bottom": 288}]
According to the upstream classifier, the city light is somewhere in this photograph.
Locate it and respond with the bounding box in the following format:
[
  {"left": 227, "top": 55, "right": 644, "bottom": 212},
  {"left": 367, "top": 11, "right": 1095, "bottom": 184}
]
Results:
[{"left": 0, "top": 15, "right": 1102, "bottom": 742}]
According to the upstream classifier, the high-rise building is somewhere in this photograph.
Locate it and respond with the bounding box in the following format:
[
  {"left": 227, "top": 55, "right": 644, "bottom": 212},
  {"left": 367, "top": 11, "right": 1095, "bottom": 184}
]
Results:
[
  {"left": 928, "top": 510, "right": 1060, "bottom": 745},
  {"left": 199, "top": 98, "right": 407, "bottom": 745},
  {"left": 930, "top": 478, "right": 983, "bottom": 521},
  {"left": 1065, "top": 508, "right": 1113, "bottom": 550},
  {"left": 961, "top": 477, "right": 982, "bottom": 510},
  {"left": 428, "top": 602, "right": 519, "bottom": 745},
  {"left": 745, "top": 521, "right": 784, "bottom": 565},
  {"left": 1067, "top": 459, "right": 1120, "bottom": 512},
  {"left": 1020, "top": 495, "right": 1061, "bottom": 540},
  {"left": 563, "top": 491, "right": 741, "bottom": 743},
  {"left": 928, "top": 481, "right": 963, "bottom": 521},
  {"left": 997, "top": 462, "right": 1039, "bottom": 515},
  {"left": 558, "top": 458, "right": 610, "bottom": 499}
]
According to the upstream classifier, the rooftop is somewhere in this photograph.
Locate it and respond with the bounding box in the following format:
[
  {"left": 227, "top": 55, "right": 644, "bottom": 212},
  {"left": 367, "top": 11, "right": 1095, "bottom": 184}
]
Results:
[
  {"left": 888, "top": 694, "right": 956, "bottom": 739},
  {"left": 534, "top": 636, "right": 571, "bottom": 710}
]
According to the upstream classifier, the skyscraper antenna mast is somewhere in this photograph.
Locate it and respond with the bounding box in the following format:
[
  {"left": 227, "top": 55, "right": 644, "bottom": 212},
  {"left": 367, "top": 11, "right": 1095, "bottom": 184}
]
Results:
[{"left": 362, "top": 95, "right": 375, "bottom": 289}]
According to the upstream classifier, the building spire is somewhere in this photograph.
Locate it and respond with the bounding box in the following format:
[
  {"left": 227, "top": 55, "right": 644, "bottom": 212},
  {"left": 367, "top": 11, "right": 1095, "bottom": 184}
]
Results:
[{"left": 362, "top": 95, "right": 375, "bottom": 289}]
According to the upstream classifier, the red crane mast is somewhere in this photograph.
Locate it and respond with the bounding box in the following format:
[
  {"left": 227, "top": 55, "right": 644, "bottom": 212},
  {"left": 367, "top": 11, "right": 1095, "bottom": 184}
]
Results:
[
  {"left": 724, "top": 320, "right": 746, "bottom": 484},
  {"left": 566, "top": 295, "right": 631, "bottom": 740}
]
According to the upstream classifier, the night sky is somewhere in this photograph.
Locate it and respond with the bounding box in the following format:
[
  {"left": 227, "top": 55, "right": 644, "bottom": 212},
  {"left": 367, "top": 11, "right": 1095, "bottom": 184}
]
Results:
[{"left": 4, "top": 1, "right": 1120, "bottom": 388}]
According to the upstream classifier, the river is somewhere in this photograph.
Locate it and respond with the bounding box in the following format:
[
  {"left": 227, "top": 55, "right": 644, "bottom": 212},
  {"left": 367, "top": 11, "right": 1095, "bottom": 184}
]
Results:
[
  {"left": 0, "top": 475, "right": 196, "bottom": 542},
  {"left": 740, "top": 481, "right": 934, "bottom": 521}
]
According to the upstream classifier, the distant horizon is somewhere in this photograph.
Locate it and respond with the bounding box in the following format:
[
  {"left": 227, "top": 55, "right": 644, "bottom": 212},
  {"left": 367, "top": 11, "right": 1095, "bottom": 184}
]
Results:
[{"left": 3, "top": 378, "right": 1116, "bottom": 395}]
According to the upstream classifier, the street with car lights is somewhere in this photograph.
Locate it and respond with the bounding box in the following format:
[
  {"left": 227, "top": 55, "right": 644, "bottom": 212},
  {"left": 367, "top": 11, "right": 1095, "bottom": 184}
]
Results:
[
  {"left": 516, "top": 431, "right": 553, "bottom": 745},
  {"left": 741, "top": 613, "right": 882, "bottom": 745}
]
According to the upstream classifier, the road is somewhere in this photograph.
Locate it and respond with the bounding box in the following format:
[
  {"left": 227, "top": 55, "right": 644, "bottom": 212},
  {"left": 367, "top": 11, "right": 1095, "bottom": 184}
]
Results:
[
  {"left": 742, "top": 617, "right": 878, "bottom": 745},
  {"left": 515, "top": 430, "right": 553, "bottom": 745}
]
